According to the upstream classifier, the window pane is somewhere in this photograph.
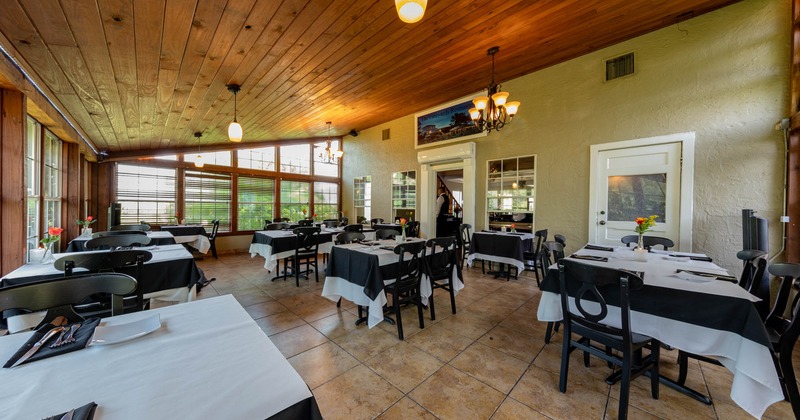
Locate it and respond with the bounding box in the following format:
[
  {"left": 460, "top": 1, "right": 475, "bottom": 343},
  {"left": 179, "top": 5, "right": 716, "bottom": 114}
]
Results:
[
  {"left": 313, "top": 140, "right": 340, "bottom": 177},
  {"left": 314, "top": 182, "right": 338, "bottom": 220},
  {"left": 185, "top": 170, "right": 232, "bottom": 232},
  {"left": 116, "top": 164, "right": 177, "bottom": 224},
  {"left": 353, "top": 176, "right": 371, "bottom": 224},
  {"left": 280, "top": 180, "right": 310, "bottom": 221},
  {"left": 238, "top": 147, "right": 276, "bottom": 171},
  {"left": 487, "top": 155, "right": 536, "bottom": 232},
  {"left": 392, "top": 171, "right": 416, "bottom": 220},
  {"left": 25, "top": 118, "right": 41, "bottom": 259},
  {"left": 607, "top": 174, "right": 667, "bottom": 222},
  {"left": 238, "top": 176, "right": 275, "bottom": 230},
  {"left": 280, "top": 144, "right": 311, "bottom": 175},
  {"left": 193, "top": 151, "right": 231, "bottom": 166},
  {"left": 43, "top": 131, "right": 61, "bottom": 230}
]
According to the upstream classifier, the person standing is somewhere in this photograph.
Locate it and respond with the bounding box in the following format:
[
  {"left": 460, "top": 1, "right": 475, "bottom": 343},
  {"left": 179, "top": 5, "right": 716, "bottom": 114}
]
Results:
[{"left": 435, "top": 187, "right": 450, "bottom": 237}]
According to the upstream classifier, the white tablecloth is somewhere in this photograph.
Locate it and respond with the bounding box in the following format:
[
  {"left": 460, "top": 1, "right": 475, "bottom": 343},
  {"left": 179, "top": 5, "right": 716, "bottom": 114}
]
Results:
[
  {"left": 0, "top": 295, "right": 313, "bottom": 419},
  {"left": 249, "top": 230, "right": 334, "bottom": 272},
  {"left": 537, "top": 245, "right": 783, "bottom": 419},
  {"left": 172, "top": 234, "right": 211, "bottom": 254},
  {"left": 466, "top": 231, "right": 535, "bottom": 274}
]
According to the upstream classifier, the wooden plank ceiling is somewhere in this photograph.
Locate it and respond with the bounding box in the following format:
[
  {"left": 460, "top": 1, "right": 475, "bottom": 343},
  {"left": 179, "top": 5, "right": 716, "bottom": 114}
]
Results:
[{"left": 0, "top": 0, "right": 739, "bottom": 158}]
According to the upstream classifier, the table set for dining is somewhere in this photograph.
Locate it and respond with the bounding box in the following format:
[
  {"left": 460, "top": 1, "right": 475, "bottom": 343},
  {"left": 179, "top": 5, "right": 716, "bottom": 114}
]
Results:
[
  {"left": 66, "top": 231, "right": 177, "bottom": 253},
  {"left": 536, "top": 244, "right": 783, "bottom": 418},
  {"left": 467, "top": 230, "right": 535, "bottom": 277},
  {"left": 249, "top": 229, "right": 335, "bottom": 272},
  {"left": 159, "top": 225, "right": 212, "bottom": 254}
]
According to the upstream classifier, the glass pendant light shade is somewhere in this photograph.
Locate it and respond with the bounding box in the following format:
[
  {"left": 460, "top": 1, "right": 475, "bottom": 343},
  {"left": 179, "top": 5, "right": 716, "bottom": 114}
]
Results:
[
  {"left": 469, "top": 108, "right": 481, "bottom": 120},
  {"left": 228, "top": 121, "right": 242, "bottom": 142},
  {"left": 491, "top": 91, "right": 509, "bottom": 106},
  {"left": 334, "top": 149, "right": 344, "bottom": 158},
  {"left": 195, "top": 154, "right": 204, "bottom": 168},
  {"left": 505, "top": 101, "right": 521, "bottom": 116},
  {"left": 473, "top": 96, "right": 489, "bottom": 110},
  {"left": 395, "top": 0, "right": 427, "bottom": 23}
]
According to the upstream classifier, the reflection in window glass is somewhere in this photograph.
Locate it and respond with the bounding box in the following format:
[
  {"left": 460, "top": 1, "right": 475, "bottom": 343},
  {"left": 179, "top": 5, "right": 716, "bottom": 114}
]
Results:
[
  {"left": 313, "top": 140, "right": 340, "bottom": 177},
  {"left": 43, "top": 131, "right": 61, "bottom": 231},
  {"left": 280, "top": 181, "right": 310, "bottom": 221},
  {"left": 392, "top": 171, "right": 416, "bottom": 221},
  {"left": 314, "top": 182, "right": 338, "bottom": 221},
  {"left": 25, "top": 118, "right": 41, "bottom": 258},
  {"left": 238, "top": 147, "right": 276, "bottom": 171},
  {"left": 193, "top": 151, "right": 231, "bottom": 166},
  {"left": 117, "top": 164, "right": 177, "bottom": 225},
  {"left": 354, "top": 176, "right": 371, "bottom": 224},
  {"left": 184, "top": 170, "right": 232, "bottom": 232},
  {"left": 487, "top": 155, "right": 536, "bottom": 232},
  {"left": 280, "top": 145, "right": 311, "bottom": 175},
  {"left": 607, "top": 174, "right": 667, "bottom": 222}
]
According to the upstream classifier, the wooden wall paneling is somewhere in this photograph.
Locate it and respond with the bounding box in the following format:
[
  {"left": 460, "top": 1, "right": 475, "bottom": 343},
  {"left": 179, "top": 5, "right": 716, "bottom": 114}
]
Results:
[
  {"left": 788, "top": 0, "right": 800, "bottom": 263},
  {"left": 0, "top": 89, "right": 26, "bottom": 276},
  {"left": 96, "top": 162, "right": 115, "bottom": 230},
  {"left": 62, "top": 142, "right": 80, "bottom": 242},
  {"left": 88, "top": 160, "right": 100, "bottom": 229}
]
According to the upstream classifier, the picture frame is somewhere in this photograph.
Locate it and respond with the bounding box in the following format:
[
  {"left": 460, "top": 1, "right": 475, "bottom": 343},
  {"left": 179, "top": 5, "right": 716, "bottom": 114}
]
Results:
[{"left": 415, "top": 94, "right": 487, "bottom": 149}]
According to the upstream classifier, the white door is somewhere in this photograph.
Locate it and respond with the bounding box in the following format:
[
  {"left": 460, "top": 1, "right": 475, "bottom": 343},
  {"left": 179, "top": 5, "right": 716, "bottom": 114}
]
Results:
[{"left": 591, "top": 142, "right": 683, "bottom": 247}]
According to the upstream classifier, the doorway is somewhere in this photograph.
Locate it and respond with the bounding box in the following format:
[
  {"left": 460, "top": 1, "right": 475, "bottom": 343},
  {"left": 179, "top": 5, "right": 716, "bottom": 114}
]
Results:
[
  {"left": 589, "top": 133, "right": 695, "bottom": 250},
  {"left": 417, "top": 142, "right": 476, "bottom": 238}
]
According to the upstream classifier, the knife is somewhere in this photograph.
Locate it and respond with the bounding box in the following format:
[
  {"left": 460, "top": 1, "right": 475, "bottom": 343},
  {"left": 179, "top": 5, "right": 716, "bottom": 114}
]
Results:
[{"left": 10, "top": 325, "right": 66, "bottom": 368}]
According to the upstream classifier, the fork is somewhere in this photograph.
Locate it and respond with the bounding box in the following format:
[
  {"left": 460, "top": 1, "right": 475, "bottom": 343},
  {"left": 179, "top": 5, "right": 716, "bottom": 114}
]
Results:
[
  {"left": 48, "top": 327, "right": 69, "bottom": 348},
  {"left": 50, "top": 323, "right": 81, "bottom": 348}
]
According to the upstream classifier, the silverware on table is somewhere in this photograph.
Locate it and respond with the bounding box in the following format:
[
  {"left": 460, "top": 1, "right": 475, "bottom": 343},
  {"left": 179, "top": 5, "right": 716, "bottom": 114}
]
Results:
[
  {"left": 60, "top": 408, "right": 75, "bottom": 420},
  {"left": 10, "top": 326, "right": 66, "bottom": 368},
  {"left": 50, "top": 323, "right": 81, "bottom": 348},
  {"left": 48, "top": 328, "right": 69, "bottom": 348}
]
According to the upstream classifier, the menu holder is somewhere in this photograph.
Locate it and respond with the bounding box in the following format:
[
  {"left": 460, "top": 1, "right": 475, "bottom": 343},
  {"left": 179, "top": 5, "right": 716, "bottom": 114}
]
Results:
[
  {"left": 676, "top": 269, "right": 737, "bottom": 283},
  {"left": 569, "top": 254, "right": 608, "bottom": 262}
]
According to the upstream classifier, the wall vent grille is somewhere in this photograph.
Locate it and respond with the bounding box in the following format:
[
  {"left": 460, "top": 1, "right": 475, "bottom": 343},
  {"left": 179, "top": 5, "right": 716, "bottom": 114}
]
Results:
[
  {"left": 382, "top": 128, "right": 391, "bottom": 141},
  {"left": 605, "top": 53, "right": 635, "bottom": 81}
]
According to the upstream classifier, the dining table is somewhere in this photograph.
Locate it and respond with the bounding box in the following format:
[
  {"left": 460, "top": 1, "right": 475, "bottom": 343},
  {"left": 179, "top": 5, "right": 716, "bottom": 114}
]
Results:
[
  {"left": 536, "top": 244, "right": 783, "bottom": 419},
  {"left": 466, "top": 230, "right": 535, "bottom": 278},
  {"left": 249, "top": 229, "right": 335, "bottom": 276},
  {"left": 0, "top": 294, "right": 321, "bottom": 419},
  {"left": 65, "top": 231, "right": 177, "bottom": 252},
  {"left": 321, "top": 239, "right": 464, "bottom": 328},
  {"left": 159, "top": 225, "right": 211, "bottom": 254}
]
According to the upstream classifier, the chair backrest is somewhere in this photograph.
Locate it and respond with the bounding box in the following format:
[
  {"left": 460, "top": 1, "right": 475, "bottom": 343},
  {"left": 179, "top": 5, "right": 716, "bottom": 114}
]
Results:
[
  {"left": 558, "top": 259, "right": 643, "bottom": 344},
  {"left": 554, "top": 234, "right": 567, "bottom": 246},
  {"left": 263, "top": 219, "right": 273, "bottom": 229},
  {"left": 540, "top": 241, "right": 565, "bottom": 268},
  {"left": 208, "top": 219, "right": 220, "bottom": 240},
  {"left": 0, "top": 273, "right": 138, "bottom": 323},
  {"left": 335, "top": 232, "right": 365, "bottom": 244},
  {"left": 85, "top": 234, "right": 151, "bottom": 250},
  {"left": 370, "top": 218, "right": 384, "bottom": 228},
  {"left": 111, "top": 224, "right": 151, "bottom": 232},
  {"left": 375, "top": 229, "right": 398, "bottom": 240},
  {"left": 620, "top": 235, "right": 674, "bottom": 250},
  {"left": 322, "top": 219, "right": 340, "bottom": 228},
  {"left": 766, "top": 263, "right": 800, "bottom": 355},
  {"left": 343, "top": 224, "right": 363, "bottom": 232},
  {"left": 533, "top": 228, "right": 548, "bottom": 257},
  {"left": 298, "top": 219, "right": 313, "bottom": 227},
  {"left": 280, "top": 217, "right": 291, "bottom": 222},
  {"left": 392, "top": 240, "right": 427, "bottom": 288},
  {"left": 265, "top": 223, "right": 283, "bottom": 231},
  {"left": 54, "top": 249, "right": 154, "bottom": 274},
  {"left": 92, "top": 230, "right": 146, "bottom": 238},
  {"left": 407, "top": 221, "right": 420, "bottom": 238},
  {"left": 293, "top": 226, "right": 320, "bottom": 256},
  {"left": 735, "top": 250, "right": 769, "bottom": 318},
  {"left": 425, "top": 236, "right": 457, "bottom": 277},
  {"left": 339, "top": 216, "right": 349, "bottom": 225},
  {"left": 458, "top": 223, "right": 472, "bottom": 247}
]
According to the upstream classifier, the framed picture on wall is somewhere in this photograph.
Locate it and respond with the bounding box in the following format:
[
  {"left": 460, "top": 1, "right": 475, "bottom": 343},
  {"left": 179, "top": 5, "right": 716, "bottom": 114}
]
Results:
[{"left": 415, "top": 94, "right": 487, "bottom": 149}]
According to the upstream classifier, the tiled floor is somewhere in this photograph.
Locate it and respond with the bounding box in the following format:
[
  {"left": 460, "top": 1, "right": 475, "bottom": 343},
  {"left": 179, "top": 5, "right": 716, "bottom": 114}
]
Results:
[{"left": 181, "top": 253, "right": 794, "bottom": 419}]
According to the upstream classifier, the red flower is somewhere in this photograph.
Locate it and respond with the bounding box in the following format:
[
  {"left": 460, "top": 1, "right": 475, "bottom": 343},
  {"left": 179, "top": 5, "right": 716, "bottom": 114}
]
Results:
[
  {"left": 86, "top": 216, "right": 94, "bottom": 222},
  {"left": 48, "top": 227, "right": 64, "bottom": 236}
]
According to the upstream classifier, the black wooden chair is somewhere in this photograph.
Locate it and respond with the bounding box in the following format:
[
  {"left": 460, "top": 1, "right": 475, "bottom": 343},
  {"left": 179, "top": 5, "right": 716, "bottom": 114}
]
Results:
[
  {"left": 298, "top": 219, "right": 313, "bottom": 227},
  {"left": 322, "top": 219, "right": 340, "bottom": 228},
  {"left": 737, "top": 249, "right": 769, "bottom": 318},
  {"left": 207, "top": 219, "right": 220, "bottom": 259},
  {"left": 542, "top": 241, "right": 566, "bottom": 344},
  {"left": 370, "top": 218, "right": 384, "bottom": 228},
  {"left": 85, "top": 234, "right": 151, "bottom": 250},
  {"left": 406, "top": 221, "right": 420, "bottom": 238},
  {"left": 375, "top": 229, "right": 398, "bottom": 240},
  {"left": 382, "top": 241, "right": 427, "bottom": 340},
  {"left": 54, "top": 249, "right": 153, "bottom": 313},
  {"left": 620, "top": 235, "right": 674, "bottom": 251},
  {"left": 286, "top": 227, "right": 320, "bottom": 287},
  {"left": 111, "top": 224, "right": 151, "bottom": 232},
  {"left": 458, "top": 223, "right": 474, "bottom": 270},
  {"left": 343, "top": 224, "right": 363, "bottom": 233},
  {"left": 764, "top": 263, "right": 800, "bottom": 419},
  {"left": 523, "top": 229, "right": 547, "bottom": 285},
  {"left": 558, "top": 259, "right": 660, "bottom": 420},
  {"left": 332, "top": 231, "right": 366, "bottom": 308},
  {"left": 0, "top": 273, "right": 138, "bottom": 327},
  {"left": 424, "top": 236, "right": 459, "bottom": 319},
  {"left": 263, "top": 219, "right": 273, "bottom": 230},
  {"left": 554, "top": 234, "right": 566, "bottom": 246},
  {"left": 265, "top": 223, "right": 283, "bottom": 231}
]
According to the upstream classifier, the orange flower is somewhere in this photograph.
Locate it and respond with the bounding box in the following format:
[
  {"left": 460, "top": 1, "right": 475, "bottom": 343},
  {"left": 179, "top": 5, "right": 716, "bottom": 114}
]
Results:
[
  {"left": 399, "top": 218, "right": 407, "bottom": 226},
  {"left": 635, "top": 218, "right": 646, "bottom": 225},
  {"left": 48, "top": 227, "right": 64, "bottom": 236},
  {"left": 86, "top": 216, "right": 94, "bottom": 222}
]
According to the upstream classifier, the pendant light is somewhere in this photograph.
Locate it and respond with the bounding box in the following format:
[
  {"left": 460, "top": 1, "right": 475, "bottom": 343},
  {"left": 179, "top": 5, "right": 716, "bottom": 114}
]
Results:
[
  {"left": 193, "top": 132, "right": 204, "bottom": 168},
  {"left": 395, "top": 0, "right": 427, "bottom": 23},
  {"left": 319, "top": 122, "right": 344, "bottom": 164},
  {"left": 226, "top": 84, "right": 242, "bottom": 142}
]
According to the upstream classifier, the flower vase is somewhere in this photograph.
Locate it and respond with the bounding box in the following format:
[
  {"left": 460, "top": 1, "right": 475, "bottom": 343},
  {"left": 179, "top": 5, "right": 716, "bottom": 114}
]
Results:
[
  {"left": 81, "top": 227, "right": 93, "bottom": 237},
  {"left": 402, "top": 229, "right": 407, "bottom": 242},
  {"left": 42, "top": 243, "right": 56, "bottom": 264},
  {"left": 634, "top": 234, "right": 648, "bottom": 261}
]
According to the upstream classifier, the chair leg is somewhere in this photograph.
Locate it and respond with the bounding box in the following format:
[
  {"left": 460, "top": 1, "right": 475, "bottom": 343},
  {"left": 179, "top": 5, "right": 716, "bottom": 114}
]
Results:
[
  {"left": 314, "top": 257, "right": 319, "bottom": 282},
  {"left": 449, "top": 282, "right": 457, "bottom": 314},
  {"left": 651, "top": 343, "right": 660, "bottom": 399},
  {"left": 336, "top": 297, "right": 342, "bottom": 308},
  {"left": 210, "top": 241, "right": 218, "bottom": 259},
  {"left": 394, "top": 292, "right": 404, "bottom": 340},
  {"left": 779, "top": 352, "right": 800, "bottom": 418},
  {"left": 294, "top": 258, "right": 301, "bottom": 287},
  {"left": 416, "top": 288, "right": 425, "bottom": 330},
  {"left": 677, "top": 350, "right": 689, "bottom": 385},
  {"left": 559, "top": 327, "right": 571, "bottom": 393},
  {"left": 619, "top": 351, "right": 632, "bottom": 420},
  {"left": 429, "top": 283, "right": 436, "bottom": 321},
  {"left": 544, "top": 322, "right": 554, "bottom": 343}
]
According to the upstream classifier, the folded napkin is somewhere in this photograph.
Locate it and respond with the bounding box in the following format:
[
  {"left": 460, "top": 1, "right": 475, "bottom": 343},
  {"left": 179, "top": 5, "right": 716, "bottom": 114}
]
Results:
[
  {"left": 584, "top": 244, "right": 614, "bottom": 252},
  {"left": 676, "top": 269, "right": 737, "bottom": 283},
  {"left": 668, "top": 254, "right": 713, "bottom": 262},
  {"left": 380, "top": 245, "right": 396, "bottom": 251},
  {"left": 480, "top": 230, "right": 496, "bottom": 233},
  {"left": 506, "top": 232, "right": 524, "bottom": 236},
  {"left": 569, "top": 254, "right": 608, "bottom": 262},
  {"left": 3, "top": 318, "right": 100, "bottom": 368},
  {"left": 43, "top": 402, "right": 97, "bottom": 420}
]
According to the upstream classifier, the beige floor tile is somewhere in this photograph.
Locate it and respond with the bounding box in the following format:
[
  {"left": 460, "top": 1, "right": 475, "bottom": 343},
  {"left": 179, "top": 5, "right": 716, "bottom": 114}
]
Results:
[
  {"left": 309, "top": 310, "right": 362, "bottom": 339},
  {"left": 435, "top": 310, "right": 497, "bottom": 340},
  {"left": 377, "top": 397, "right": 437, "bottom": 419},
  {"left": 450, "top": 342, "right": 529, "bottom": 394},
  {"left": 713, "top": 401, "right": 763, "bottom": 420},
  {"left": 498, "top": 312, "right": 550, "bottom": 338},
  {"left": 406, "top": 323, "right": 474, "bottom": 363},
  {"left": 269, "top": 324, "right": 329, "bottom": 358},
  {"left": 230, "top": 290, "right": 273, "bottom": 307},
  {"left": 288, "top": 342, "right": 359, "bottom": 389},
  {"left": 763, "top": 398, "right": 794, "bottom": 420},
  {"left": 277, "top": 291, "right": 340, "bottom": 322},
  {"left": 376, "top": 303, "right": 430, "bottom": 339},
  {"left": 254, "top": 310, "right": 306, "bottom": 336},
  {"left": 611, "top": 373, "right": 716, "bottom": 419},
  {"left": 364, "top": 341, "right": 444, "bottom": 393},
  {"left": 477, "top": 324, "right": 543, "bottom": 363},
  {"left": 509, "top": 365, "right": 610, "bottom": 419},
  {"left": 409, "top": 364, "right": 505, "bottom": 419},
  {"left": 313, "top": 364, "right": 403, "bottom": 420},
  {"left": 243, "top": 300, "right": 289, "bottom": 320},
  {"left": 605, "top": 397, "right": 664, "bottom": 419},
  {"left": 332, "top": 325, "right": 401, "bottom": 362},
  {"left": 490, "top": 397, "right": 549, "bottom": 419}
]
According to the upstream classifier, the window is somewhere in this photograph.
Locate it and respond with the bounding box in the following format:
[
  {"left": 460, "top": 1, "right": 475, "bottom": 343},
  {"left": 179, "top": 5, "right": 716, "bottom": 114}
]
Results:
[
  {"left": 280, "top": 180, "right": 310, "bottom": 221},
  {"left": 238, "top": 176, "right": 275, "bottom": 230},
  {"left": 280, "top": 144, "right": 311, "bottom": 174},
  {"left": 392, "top": 171, "right": 416, "bottom": 221},
  {"left": 487, "top": 155, "right": 536, "bottom": 231},
  {"left": 25, "top": 118, "right": 41, "bottom": 257},
  {"left": 193, "top": 151, "right": 231, "bottom": 167},
  {"left": 314, "top": 182, "right": 338, "bottom": 220},
  {"left": 354, "top": 176, "right": 371, "bottom": 224},
  {"left": 185, "top": 170, "right": 231, "bottom": 232},
  {"left": 43, "top": 131, "right": 62, "bottom": 230},
  {"left": 238, "top": 147, "right": 276, "bottom": 171},
  {"left": 313, "top": 140, "right": 340, "bottom": 177},
  {"left": 116, "top": 164, "right": 177, "bottom": 224}
]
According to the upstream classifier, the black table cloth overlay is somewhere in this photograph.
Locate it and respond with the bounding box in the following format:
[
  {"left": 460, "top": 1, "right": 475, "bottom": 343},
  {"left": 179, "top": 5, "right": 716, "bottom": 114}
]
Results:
[
  {"left": 251, "top": 231, "right": 334, "bottom": 254},
  {"left": 540, "top": 267, "right": 770, "bottom": 348},
  {"left": 471, "top": 232, "right": 533, "bottom": 261},
  {"left": 66, "top": 235, "right": 176, "bottom": 252},
  {"left": 160, "top": 225, "right": 208, "bottom": 236}
]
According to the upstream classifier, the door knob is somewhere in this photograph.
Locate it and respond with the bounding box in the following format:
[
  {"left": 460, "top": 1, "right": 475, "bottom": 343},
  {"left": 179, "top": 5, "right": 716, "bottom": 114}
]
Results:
[{"left": 599, "top": 220, "right": 606, "bottom": 225}]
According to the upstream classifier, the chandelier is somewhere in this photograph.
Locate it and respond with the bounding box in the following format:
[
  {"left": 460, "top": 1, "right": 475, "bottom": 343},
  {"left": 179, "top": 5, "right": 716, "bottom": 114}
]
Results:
[
  {"left": 469, "top": 46, "right": 520, "bottom": 133},
  {"left": 226, "top": 84, "right": 242, "bottom": 142},
  {"left": 319, "top": 122, "right": 343, "bottom": 164},
  {"left": 395, "top": 0, "right": 426, "bottom": 23}
]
